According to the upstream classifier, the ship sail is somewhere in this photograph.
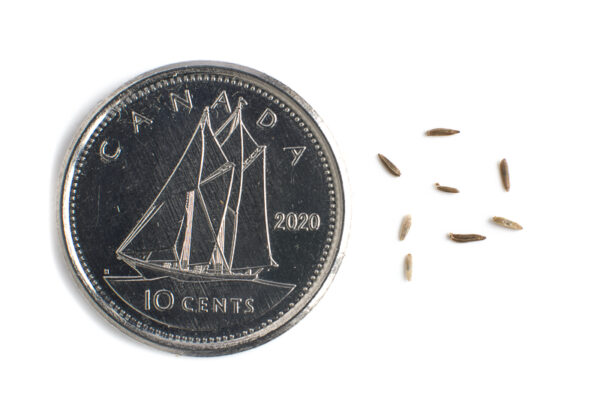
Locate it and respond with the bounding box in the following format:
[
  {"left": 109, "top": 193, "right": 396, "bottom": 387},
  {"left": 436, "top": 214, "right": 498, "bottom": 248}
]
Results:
[
  {"left": 232, "top": 140, "right": 276, "bottom": 270},
  {"left": 116, "top": 97, "right": 277, "bottom": 278},
  {"left": 117, "top": 107, "right": 234, "bottom": 271},
  {"left": 215, "top": 98, "right": 278, "bottom": 271}
]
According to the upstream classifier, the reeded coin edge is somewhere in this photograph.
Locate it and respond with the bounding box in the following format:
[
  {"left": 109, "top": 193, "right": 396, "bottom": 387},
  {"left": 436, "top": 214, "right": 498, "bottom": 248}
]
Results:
[{"left": 59, "top": 61, "right": 350, "bottom": 355}]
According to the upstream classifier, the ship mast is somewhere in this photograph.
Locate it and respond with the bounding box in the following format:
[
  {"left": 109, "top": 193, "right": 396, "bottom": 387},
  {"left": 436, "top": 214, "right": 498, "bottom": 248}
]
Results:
[{"left": 179, "top": 190, "right": 195, "bottom": 269}]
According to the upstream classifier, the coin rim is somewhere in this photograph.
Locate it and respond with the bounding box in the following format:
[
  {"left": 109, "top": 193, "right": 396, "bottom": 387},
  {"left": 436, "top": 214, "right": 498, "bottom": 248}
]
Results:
[{"left": 58, "top": 61, "right": 351, "bottom": 355}]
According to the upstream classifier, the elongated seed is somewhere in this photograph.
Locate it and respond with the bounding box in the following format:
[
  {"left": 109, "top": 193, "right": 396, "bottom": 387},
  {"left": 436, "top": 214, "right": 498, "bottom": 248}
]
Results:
[
  {"left": 426, "top": 128, "right": 460, "bottom": 136},
  {"left": 399, "top": 214, "right": 412, "bottom": 241},
  {"left": 492, "top": 216, "right": 523, "bottom": 230},
  {"left": 500, "top": 158, "right": 510, "bottom": 191},
  {"left": 435, "top": 183, "right": 459, "bottom": 193},
  {"left": 378, "top": 153, "right": 401, "bottom": 176},
  {"left": 448, "top": 233, "right": 486, "bottom": 242},
  {"left": 404, "top": 253, "right": 412, "bottom": 281}
]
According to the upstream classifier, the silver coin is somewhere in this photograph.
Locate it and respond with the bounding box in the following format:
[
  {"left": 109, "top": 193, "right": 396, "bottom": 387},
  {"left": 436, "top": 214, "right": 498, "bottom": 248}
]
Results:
[{"left": 59, "top": 61, "right": 348, "bottom": 355}]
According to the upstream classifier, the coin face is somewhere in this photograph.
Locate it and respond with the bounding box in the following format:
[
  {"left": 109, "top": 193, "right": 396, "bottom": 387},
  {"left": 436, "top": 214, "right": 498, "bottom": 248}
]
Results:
[{"left": 60, "top": 62, "right": 347, "bottom": 355}]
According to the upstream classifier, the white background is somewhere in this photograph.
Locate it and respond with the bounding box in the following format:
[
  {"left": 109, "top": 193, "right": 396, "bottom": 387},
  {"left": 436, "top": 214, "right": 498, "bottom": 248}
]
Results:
[{"left": 2, "top": 1, "right": 600, "bottom": 399}]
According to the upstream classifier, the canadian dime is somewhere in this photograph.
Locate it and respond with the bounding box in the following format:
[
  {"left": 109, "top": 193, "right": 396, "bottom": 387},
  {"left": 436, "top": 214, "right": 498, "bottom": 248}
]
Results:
[{"left": 60, "top": 62, "right": 348, "bottom": 355}]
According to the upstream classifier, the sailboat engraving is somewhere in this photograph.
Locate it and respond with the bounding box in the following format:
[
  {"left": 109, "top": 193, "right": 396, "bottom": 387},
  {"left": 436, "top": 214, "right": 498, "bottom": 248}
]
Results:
[{"left": 116, "top": 97, "right": 278, "bottom": 281}]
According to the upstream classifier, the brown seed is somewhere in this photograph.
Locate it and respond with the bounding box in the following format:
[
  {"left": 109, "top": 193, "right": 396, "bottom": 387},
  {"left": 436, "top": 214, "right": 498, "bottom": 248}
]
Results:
[
  {"left": 399, "top": 214, "right": 412, "bottom": 241},
  {"left": 426, "top": 128, "right": 460, "bottom": 136},
  {"left": 435, "top": 183, "right": 459, "bottom": 193},
  {"left": 404, "top": 253, "right": 412, "bottom": 281},
  {"left": 448, "top": 233, "right": 486, "bottom": 242},
  {"left": 500, "top": 158, "right": 510, "bottom": 191},
  {"left": 492, "top": 216, "right": 523, "bottom": 230},
  {"left": 378, "top": 153, "right": 401, "bottom": 176}
]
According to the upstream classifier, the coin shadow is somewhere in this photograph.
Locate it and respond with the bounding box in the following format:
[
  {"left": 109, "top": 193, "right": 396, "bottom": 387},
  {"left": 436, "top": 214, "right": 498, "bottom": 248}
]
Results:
[{"left": 49, "top": 84, "right": 160, "bottom": 355}]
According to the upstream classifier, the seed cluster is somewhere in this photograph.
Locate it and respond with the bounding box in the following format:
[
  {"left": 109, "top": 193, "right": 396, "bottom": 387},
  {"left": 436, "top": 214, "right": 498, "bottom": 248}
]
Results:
[{"left": 379, "top": 129, "right": 523, "bottom": 281}]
